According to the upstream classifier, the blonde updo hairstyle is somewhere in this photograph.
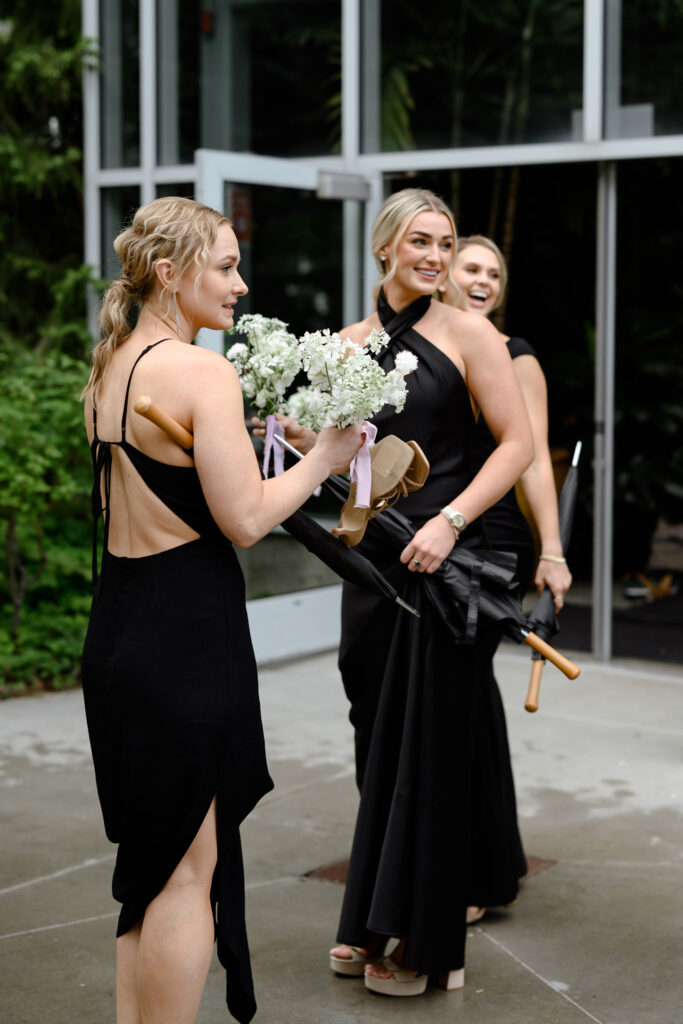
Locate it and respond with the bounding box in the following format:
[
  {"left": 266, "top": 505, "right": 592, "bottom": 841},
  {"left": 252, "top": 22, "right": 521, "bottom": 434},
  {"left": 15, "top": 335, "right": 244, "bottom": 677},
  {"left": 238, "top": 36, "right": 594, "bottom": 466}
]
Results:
[
  {"left": 83, "top": 196, "right": 229, "bottom": 400},
  {"left": 371, "top": 188, "right": 457, "bottom": 302},
  {"left": 454, "top": 234, "right": 508, "bottom": 311}
]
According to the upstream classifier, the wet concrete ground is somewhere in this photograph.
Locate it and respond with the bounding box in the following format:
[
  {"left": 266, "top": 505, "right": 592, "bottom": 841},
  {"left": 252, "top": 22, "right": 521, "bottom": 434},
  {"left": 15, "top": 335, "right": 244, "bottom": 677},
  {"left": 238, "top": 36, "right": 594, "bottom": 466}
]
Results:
[{"left": 1, "top": 646, "right": 682, "bottom": 1023}]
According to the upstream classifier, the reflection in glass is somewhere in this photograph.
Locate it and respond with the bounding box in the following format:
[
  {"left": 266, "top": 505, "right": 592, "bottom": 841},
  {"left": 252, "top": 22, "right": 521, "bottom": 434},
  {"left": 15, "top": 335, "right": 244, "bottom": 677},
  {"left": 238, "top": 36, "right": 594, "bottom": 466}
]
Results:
[
  {"left": 100, "top": 0, "right": 140, "bottom": 168},
  {"left": 365, "top": 0, "right": 583, "bottom": 152},
  {"left": 157, "top": 0, "right": 340, "bottom": 165},
  {"left": 609, "top": 0, "right": 683, "bottom": 137},
  {"left": 100, "top": 186, "right": 141, "bottom": 281}
]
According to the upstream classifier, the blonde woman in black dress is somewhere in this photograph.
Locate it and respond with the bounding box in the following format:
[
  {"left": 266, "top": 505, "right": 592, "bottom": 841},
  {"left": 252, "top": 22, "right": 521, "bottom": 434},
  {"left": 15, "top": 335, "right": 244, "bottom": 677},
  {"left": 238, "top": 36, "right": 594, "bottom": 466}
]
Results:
[
  {"left": 269, "top": 189, "right": 533, "bottom": 997},
  {"left": 442, "top": 234, "right": 572, "bottom": 923},
  {"left": 81, "top": 196, "right": 362, "bottom": 1024}
]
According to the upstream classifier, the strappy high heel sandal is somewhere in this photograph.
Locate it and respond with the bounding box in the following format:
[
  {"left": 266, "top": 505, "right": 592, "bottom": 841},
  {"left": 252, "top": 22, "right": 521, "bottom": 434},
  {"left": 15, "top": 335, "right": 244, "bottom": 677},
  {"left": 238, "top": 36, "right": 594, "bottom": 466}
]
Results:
[{"left": 332, "top": 436, "right": 430, "bottom": 547}]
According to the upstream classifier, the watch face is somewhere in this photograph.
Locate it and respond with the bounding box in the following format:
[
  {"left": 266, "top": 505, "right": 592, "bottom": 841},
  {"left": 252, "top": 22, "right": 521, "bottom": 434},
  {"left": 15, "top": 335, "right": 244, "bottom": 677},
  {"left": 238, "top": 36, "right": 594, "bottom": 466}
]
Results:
[{"left": 452, "top": 512, "right": 467, "bottom": 530}]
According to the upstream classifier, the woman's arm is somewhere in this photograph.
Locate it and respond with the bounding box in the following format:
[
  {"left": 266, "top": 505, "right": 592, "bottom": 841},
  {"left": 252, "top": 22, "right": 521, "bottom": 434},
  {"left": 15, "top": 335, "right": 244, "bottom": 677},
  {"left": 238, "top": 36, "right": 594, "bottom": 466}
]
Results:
[
  {"left": 190, "top": 354, "right": 362, "bottom": 547},
  {"left": 401, "top": 314, "right": 533, "bottom": 573},
  {"left": 513, "top": 355, "right": 572, "bottom": 610}
]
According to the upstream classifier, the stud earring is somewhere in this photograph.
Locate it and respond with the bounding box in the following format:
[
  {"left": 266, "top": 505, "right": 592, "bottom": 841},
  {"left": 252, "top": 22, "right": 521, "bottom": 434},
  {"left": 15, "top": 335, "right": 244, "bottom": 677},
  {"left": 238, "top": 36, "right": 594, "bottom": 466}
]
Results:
[{"left": 173, "top": 292, "right": 181, "bottom": 338}]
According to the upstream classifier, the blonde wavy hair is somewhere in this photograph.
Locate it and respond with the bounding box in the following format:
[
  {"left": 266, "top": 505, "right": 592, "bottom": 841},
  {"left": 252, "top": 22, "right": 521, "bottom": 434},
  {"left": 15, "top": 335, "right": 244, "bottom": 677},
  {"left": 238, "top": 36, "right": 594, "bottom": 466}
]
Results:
[
  {"left": 371, "top": 188, "right": 457, "bottom": 302},
  {"left": 454, "top": 234, "right": 508, "bottom": 311},
  {"left": 83, "top": 196, "right": 229, "bottom": 400}
]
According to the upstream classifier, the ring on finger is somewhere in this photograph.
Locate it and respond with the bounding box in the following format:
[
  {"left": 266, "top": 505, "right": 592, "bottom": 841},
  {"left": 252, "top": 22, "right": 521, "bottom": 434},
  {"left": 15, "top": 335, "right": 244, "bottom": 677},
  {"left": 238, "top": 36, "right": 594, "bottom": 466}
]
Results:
[{"left": 412, "top": 559, "right": 421, "bottom": 568}]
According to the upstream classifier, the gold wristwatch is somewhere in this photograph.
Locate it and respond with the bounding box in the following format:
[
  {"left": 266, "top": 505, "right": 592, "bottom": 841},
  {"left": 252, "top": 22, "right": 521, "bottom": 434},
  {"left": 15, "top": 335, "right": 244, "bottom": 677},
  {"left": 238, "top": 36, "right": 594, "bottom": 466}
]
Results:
[{"left": 440, "top": 506, "right": 467, "bottom": 535}]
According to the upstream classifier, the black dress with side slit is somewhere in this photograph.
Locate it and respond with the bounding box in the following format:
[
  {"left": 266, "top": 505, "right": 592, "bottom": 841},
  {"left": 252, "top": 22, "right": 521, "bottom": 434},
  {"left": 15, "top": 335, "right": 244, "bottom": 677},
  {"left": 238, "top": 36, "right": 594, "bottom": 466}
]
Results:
[
  {"left": 336, "top": 291, "right": 514, "bottom": 976},
  {"left": 81, "top": 341, "right": 273, "bottom": 1024}
]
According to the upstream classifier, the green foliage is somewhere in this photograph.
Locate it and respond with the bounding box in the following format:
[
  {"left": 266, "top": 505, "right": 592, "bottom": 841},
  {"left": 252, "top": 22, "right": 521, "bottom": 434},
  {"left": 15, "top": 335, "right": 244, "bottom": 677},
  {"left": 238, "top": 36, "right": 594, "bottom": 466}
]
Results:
[
  {"left": 1, "top": 2, "right": 97, "bottom": 694},
  {"left": 0, "top": 349, "right": 92, "bottom": 696}
]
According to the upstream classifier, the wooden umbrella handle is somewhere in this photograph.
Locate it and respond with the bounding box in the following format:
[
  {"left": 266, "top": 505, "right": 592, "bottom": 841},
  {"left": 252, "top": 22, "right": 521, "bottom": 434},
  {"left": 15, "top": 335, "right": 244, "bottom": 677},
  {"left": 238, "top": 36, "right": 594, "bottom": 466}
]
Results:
[
  {"left": 525, "top": 658, "right": 545, "bottom": 712},
  {"left": 134, "top": 395, "right": 194, "bottom": 451},
  {"left": 522, "top": 630, "right": 581, "bottom": 680}
]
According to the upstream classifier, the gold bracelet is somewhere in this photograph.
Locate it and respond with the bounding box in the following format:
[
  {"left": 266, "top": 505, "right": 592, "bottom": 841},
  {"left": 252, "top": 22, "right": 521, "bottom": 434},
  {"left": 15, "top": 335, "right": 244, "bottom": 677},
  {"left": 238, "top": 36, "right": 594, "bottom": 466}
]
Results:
[{"left": 539, "top": 554, "right": 566, "bottom": 564}]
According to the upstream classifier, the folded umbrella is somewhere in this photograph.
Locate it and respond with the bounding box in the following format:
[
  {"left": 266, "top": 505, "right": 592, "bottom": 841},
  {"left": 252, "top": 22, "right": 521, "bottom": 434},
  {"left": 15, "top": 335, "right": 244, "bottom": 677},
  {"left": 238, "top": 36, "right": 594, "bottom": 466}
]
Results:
[
  {"left": 525, "top": 441, "right": 582, "bottom": 711},
  {"left": 314, "top": 458, "right": 580, "bottom": 680},
  {"left": 133, "top": 397, "right": 420, "bottom": 618}
]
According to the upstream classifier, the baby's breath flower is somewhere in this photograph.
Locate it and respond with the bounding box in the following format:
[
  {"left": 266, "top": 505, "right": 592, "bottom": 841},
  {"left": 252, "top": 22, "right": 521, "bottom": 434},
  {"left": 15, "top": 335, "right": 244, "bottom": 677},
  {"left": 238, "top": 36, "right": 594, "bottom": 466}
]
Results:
[
  {"left": 227, "top": 314, "right": 301, "bottom": 417},
  {"left": 292, "top": 328, "right": 417, "bottom": 429}
]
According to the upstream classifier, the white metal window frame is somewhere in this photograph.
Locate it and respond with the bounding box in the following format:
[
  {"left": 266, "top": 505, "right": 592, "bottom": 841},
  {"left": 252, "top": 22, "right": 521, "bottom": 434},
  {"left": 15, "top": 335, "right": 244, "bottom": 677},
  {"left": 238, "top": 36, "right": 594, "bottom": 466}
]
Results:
[{"left": 83, "top": 0, "right": 683, "bottom": 662}]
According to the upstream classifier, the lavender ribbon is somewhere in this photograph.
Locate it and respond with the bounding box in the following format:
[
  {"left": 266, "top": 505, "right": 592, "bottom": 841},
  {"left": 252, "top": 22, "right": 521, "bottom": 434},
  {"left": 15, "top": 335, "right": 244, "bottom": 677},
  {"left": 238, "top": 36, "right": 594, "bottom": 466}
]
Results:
[
  {"left": 350, "top": 420, "right": 377, "bottom": 508},
  {"left": 262, "top": 414, "right": 285, "bottom": 479}
]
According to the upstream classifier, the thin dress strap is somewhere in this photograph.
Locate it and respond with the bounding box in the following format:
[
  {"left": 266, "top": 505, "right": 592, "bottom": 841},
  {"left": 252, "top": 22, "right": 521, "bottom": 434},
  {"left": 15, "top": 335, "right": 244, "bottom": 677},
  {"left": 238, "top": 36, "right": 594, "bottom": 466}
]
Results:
[
  {"left": 90, "top": 338, "right": 172, "bottom": 584},
  {"left": 120, "top": 338, "right": 171, "bottom": 440}
]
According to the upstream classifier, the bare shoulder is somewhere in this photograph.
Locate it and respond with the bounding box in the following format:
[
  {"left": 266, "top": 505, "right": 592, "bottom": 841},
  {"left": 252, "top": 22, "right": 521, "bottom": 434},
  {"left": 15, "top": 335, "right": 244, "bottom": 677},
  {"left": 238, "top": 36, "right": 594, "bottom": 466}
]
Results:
[
  {"left": 340, "top": 312, "right": 382, "bottom": 346},
  {"left": 444, "top": 306, "right": 509, "bottom": 355},
  {"left": 159, "top": 339, "right": 237, "bottom": 388}
]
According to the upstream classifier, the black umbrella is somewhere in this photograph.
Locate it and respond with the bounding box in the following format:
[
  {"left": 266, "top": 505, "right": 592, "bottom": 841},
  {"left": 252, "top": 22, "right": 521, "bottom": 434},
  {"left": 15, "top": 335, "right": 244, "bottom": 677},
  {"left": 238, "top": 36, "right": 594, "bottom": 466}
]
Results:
[
  {"left": 525, "top": 441, "right": 582, "bottom": 711},
  {"left": 278, "top": 507, "right": 420, "bottom": 617},
  {"left": 133, "top": 398, "right": 420, "bottom": 618},
  {"left": 315, "top": 457, "right": 580, "bottom": 680}
]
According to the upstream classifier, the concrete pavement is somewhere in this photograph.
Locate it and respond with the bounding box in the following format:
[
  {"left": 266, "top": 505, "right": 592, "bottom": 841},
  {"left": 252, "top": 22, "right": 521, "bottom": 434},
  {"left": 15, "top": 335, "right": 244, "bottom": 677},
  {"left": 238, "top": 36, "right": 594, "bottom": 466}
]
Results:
[{"left": 1, "top": 645, "right": 682, "bottom": 1023}]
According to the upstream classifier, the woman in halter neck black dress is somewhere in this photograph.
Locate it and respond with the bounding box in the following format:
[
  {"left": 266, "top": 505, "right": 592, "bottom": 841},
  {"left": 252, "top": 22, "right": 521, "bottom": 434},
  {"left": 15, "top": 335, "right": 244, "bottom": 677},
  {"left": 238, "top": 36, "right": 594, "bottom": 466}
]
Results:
[
  {"left": 80, "top": 197, "right": 362, "bottom": 1024},
  {"left": 271, "top": 189, "right": 533, "bottom": 997},
  {"left": 333, "top": 192, "right": 534, "bottom": 996}
]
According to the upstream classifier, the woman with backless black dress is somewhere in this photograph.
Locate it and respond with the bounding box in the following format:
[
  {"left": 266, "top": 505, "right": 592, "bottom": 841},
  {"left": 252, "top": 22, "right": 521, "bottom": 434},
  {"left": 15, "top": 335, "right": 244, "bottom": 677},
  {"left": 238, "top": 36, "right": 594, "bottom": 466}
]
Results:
[{"left": 81, "top": 196, "right": 362, "bottom": 1024}]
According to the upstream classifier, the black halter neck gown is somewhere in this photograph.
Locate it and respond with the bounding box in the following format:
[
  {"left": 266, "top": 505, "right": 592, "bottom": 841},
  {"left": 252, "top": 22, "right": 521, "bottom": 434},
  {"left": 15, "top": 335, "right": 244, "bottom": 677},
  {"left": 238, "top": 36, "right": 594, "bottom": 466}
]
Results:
[
  {"left": 336, "top": 292, "right": 525, "bottom": 975},
  {"left": 82, "top": 341, "right": 273, "bottom": 1023}
]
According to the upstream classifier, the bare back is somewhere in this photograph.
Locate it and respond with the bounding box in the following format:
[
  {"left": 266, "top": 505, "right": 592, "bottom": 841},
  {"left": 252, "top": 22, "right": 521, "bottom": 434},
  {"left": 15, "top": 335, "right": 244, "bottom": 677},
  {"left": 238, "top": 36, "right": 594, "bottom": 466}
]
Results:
[{"left": 86, "top": 337, "right": 204, "bottom": 560}]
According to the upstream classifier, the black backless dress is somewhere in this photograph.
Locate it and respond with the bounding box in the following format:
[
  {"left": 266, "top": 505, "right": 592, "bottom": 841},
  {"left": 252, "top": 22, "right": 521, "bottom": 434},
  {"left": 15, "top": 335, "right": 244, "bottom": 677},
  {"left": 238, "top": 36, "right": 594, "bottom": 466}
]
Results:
[
  {"left": 81, "top": 341, "right": 273, "bottom": 1024},
  {"left": 336, "top": 292, "right": 513, "bottom": 975}
]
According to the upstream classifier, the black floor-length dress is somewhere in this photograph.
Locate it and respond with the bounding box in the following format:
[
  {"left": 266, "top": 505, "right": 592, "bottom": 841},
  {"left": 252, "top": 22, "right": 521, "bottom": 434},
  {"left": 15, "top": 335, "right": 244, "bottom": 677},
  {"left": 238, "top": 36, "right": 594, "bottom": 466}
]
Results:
[
  {"left": 81, "top": 341, "right": 273, "bottom": 1024},
  {"left": 336, "top": 291, "right": 517, "bottom": 975},
  {"left": 465, "top": 336, "right": 540, "bottom": 906}
]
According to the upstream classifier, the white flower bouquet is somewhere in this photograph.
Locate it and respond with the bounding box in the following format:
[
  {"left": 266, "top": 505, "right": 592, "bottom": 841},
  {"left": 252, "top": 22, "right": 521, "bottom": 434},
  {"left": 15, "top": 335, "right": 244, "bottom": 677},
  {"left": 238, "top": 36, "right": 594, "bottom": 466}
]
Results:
[
  {"left": 292, "top": 328, "right": 417, "bottom": 430},
  {"left": 292, "top": 328, "right": 418, "bottom": 507},
  {"left": 226, "top": 314, "right": 301, "bottom": 418},
  {"left": 227, "top": 313, "right": 301, "bottom": 477}
]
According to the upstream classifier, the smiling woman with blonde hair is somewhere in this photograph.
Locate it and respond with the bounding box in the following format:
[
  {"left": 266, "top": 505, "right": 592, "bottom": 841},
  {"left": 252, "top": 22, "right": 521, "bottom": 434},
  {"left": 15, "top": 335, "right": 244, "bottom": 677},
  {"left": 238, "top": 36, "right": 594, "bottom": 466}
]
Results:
[
  {"left": 442, "top": 231, "right": 572, "bottom": 925},
  {"left": 268, "top": 187, "right": 533, "bottom": 999}
]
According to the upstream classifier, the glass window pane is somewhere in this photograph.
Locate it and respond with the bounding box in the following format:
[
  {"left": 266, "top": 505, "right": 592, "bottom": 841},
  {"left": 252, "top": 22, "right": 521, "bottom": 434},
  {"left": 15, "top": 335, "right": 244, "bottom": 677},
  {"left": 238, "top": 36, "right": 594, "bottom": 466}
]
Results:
[
  {"left": 224, "top": 183, "right": 342, "bottom": 329},
  {"left": 100, "top": 186, "right": 141, "bottom": 280},
  {"left": 155, "top": 182, "right": 196, "bottom": 199},
  {"left": 610, "top": 0, "right": 683, "bottom": 137},
  {"left": 364, "top": 0, "right": 583, "bottom": 152},
  {"left": 99, "top": 0, "right": 140, "bottom": 168},
  {"left": 157, "top": 0, "right": 341, "bottom": 165},
  {"left": 222, "top": 182, "right": 344, "bottom": 598},
  {"left": 614, "top": 158, "right": 683, "bottom": 665}
]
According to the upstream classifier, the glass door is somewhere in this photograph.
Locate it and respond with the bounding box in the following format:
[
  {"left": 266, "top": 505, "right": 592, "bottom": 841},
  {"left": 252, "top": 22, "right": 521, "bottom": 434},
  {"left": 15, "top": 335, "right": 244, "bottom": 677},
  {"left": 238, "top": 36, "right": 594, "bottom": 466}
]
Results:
[{"left": 195, "top": 150, "right": 363, "bottom": 662}]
